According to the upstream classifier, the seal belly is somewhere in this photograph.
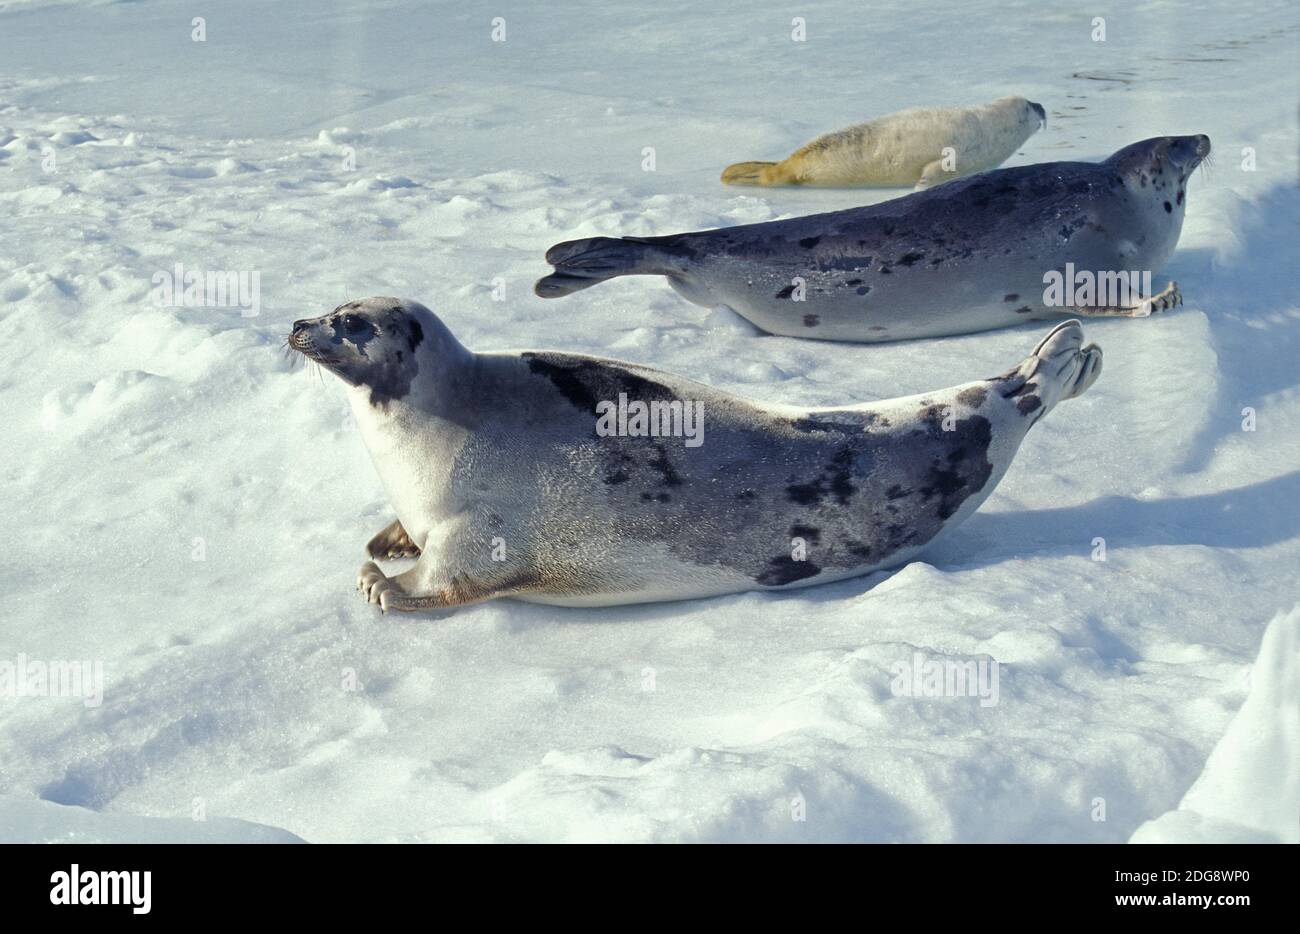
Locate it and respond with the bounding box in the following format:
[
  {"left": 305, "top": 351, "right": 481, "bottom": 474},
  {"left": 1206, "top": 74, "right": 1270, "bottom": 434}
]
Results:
[{"left": 702, "top": 251, "right": 1062, "bottom": 341}]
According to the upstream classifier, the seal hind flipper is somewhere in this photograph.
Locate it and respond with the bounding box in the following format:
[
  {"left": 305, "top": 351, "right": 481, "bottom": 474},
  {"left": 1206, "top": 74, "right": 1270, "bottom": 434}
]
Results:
[
  {"left": 535, "top": 235, "right": 679, "bottom": 298},
  {"left": 996, "top": 319, "right": 1102, "bottom": 420},
  {"left": 721, "top": 160, "right": 780, "bottom": 186},
  {"left": 534, "top": 272, "right": 605, "bottom": 298}
]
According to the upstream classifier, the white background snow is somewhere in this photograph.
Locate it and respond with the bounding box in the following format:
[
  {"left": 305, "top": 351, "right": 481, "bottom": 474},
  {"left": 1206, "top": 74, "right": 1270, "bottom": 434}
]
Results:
[{"left": 1, "top": 0, "right": 1297, "bottom": 843}]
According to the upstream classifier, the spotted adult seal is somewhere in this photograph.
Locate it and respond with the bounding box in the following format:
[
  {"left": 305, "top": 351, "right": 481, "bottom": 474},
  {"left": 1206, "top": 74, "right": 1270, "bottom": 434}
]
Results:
[
  {"left": 722, "top": 96, "right": 1046, "bottom": 189},
  {"left": 289, "top": 299, "right": 1101, "bottom": 612},
  {"left": 537, "top": 135, "right": 1209, "bottom": 342}
]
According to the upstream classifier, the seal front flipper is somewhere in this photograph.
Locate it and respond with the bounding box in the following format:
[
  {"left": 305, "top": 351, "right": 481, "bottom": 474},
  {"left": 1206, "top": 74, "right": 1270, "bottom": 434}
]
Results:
[
  {"left": 534, "top": 235, "right": 687, "bottom": 298},
  {"left": 913, "top": 158, "right": 955, "bottom": 191},
  {"left": 356, "top": 559, "right": 493, "bottom": 614},
  {"left": 1068, "top": 280, "right": 1181, "bottom": 319},
  {"left": 357, "top": 548, "right": 545, "bottom": 614},
  {"left": 365, "top": 519, "right": 422, "bottom": 560},
  {"left": 356, "top": 560, "right": 464, "bottom": 614}
]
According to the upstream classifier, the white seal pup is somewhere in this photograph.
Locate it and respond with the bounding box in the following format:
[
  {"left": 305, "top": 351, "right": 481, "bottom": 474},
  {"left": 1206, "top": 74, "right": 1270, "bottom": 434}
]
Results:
[
  {"left": 289, "top": 299, "right": 1101, "bottom": 613},
  {"left": 537, "top": 135, "right": 1209, "bottom": 343},
  {"left": 722, "top": 96, "right": 1046, "bottom": 190}
]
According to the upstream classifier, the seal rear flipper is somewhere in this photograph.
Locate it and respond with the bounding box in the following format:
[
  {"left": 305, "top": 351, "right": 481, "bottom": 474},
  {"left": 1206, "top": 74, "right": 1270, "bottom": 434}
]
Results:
[
  {"left": 534, "top": 272, "right": 605, "bottom": 298},
  {"left": 535, "top": 235, "right": 670, "bottom": 299},
  {"left": 996, "top": 320, "right": 1102, "bottom": 419},
  {"left": 721, "top": 160, "right": 778, "bottom": 186}
]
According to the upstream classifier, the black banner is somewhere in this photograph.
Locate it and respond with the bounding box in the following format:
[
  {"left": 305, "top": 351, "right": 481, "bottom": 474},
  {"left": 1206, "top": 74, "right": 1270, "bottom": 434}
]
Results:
[{"left": 0, "top": 843, "right": 1288, "bottom": 920}]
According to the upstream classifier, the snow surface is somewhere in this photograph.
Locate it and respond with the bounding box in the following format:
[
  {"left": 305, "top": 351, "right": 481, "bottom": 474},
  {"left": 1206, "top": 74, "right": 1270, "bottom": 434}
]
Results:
[
  {"left": 1131, "top": 604, "right": 1300, "bottom": 843},
  {"left": 1, "top": 0, "right": 1297, "bottom": 842},
  {"left": 0, "top": 796, "right": 303, "bottom": 844}
]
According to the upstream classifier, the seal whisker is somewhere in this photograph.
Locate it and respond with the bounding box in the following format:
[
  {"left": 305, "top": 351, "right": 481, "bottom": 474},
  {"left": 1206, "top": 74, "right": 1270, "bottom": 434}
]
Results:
[{"left": 1197, "top": 151, "right": 1214, "bottom": 180}]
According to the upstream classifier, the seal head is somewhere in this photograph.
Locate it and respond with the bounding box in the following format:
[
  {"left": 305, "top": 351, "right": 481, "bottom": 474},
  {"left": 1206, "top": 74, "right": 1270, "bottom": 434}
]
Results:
[
  {"left": 1107, "top": 134, "right": 1211, "bottom": 192},
  {"left": 289, "top": 297, "right": 460, "bottom": 408}
]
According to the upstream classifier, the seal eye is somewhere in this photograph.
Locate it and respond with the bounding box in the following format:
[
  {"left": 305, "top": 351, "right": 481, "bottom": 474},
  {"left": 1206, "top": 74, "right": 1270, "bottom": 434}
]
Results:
[{"left": 343, "top": 314, "right": 367, "bottom": 334}]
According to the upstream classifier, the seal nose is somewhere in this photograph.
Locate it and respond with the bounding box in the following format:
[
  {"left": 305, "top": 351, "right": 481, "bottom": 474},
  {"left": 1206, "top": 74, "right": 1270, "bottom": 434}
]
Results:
[
  {"left": 1030, "top": 101, "right": 1046, "bottom": 128},
  {"left": 289, "top": 318, "right": 315, "bottom": 350}
]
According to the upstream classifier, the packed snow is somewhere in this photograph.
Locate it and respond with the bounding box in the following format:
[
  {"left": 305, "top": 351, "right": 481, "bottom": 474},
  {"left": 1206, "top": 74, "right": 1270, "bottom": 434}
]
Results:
[
  {"left": 0, "top": 797, "right": 303, "bottom": 844},
  {"left": 1, "top": 0, "right": 1297, "bottom": 842},
  {"left": 1132, "top": 604, "right": 1299, "bottom": 844}
]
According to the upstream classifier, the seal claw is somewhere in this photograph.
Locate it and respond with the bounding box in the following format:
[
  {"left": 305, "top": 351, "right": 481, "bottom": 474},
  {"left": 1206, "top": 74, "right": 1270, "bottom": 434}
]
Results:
[{"left": 357, "top": 561, "right": 388, "bottom": 602}]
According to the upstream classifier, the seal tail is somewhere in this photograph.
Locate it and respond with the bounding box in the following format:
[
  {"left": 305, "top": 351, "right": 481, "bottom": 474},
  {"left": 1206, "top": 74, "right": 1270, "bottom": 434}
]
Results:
[
  {"left": 534, "top": 236, "right": 677, "bottom": 298},
  {"left": 720, "top": 161, "right": 778, "bottom": 186},
  {"left": 997, "top": 320, "right": 1102, "bottom": 418}
]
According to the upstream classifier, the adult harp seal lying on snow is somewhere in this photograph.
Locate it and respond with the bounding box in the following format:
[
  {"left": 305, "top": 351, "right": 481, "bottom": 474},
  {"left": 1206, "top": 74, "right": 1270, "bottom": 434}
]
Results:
[
  {"left": 537, "top": 135, "right": 1209, "bottom": 343},
  {"left": 722, "top": 96, "right": 1046, "bottom": 190},
  {"left": 289, "top": 298, "right": 1101, "bottom": 613}
]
